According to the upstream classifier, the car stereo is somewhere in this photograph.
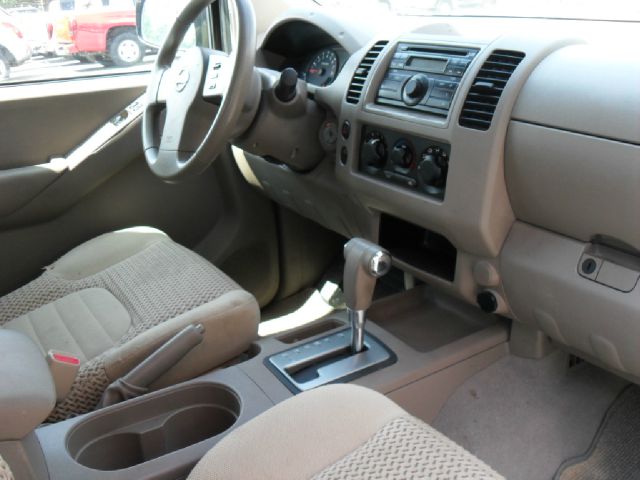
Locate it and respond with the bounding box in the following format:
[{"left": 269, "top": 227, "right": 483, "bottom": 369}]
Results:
[{"left": 376, "top": 43, "right": 479, "bottom": 117}]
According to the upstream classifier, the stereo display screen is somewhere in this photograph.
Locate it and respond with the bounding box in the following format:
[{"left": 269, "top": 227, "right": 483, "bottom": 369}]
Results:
[{"left": 408, "top": 57, "right": 447, "bottom": 73}]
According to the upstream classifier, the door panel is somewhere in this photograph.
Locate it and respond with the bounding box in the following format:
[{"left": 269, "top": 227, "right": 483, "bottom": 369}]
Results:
[
  {"left": 0, "top": 78, "right": 280, "bottom": 306},
  {"left": 0, "top": 79, "right": 145, "bottom": 169}
]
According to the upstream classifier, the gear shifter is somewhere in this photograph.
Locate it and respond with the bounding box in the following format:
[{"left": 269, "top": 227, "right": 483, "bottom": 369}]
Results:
[
  {"left": 267, "top": 238, "right": 395, "bottom": 391},
  {"left": 343, "top": 238, "right": 392, "bottom": 353}
]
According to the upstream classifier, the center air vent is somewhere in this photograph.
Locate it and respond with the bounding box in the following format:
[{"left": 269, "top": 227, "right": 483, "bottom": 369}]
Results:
[
  {"left": 346, "top": 40, "right": 388, "bottom": 104},
  {"left": 459, "top": 50, "right": 525, "bottom": 131}
]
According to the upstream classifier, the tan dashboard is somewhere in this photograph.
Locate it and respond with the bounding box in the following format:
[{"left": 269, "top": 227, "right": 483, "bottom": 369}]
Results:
[{"left": 236, "top": 10, "right": 640, "bottom": 382}]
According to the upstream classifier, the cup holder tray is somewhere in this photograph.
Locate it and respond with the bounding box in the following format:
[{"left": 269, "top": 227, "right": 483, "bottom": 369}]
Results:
[{"left": 66, "top": 383, "right": 240, "bottom": 471}]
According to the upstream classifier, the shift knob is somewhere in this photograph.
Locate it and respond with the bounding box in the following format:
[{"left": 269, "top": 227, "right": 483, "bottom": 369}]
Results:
[
  {"left": 343, "top": 238, "right": 391, "bottom": 353},
  {"left": 343, "top": 238, "right": 391, "bottom": 311}
]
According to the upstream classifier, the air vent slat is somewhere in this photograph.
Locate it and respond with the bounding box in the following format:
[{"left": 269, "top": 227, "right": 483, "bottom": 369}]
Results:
[
  {"left": 346, "top": 40, "right": 388, "bottom": 105},
  {"left": 459, "top": 49, "right": 525, "bottom": 131}
]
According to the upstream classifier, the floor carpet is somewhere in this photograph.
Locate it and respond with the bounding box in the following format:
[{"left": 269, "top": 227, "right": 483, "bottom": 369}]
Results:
[{"left": 433, "top": 351, "right": 628, "bottom": 480}]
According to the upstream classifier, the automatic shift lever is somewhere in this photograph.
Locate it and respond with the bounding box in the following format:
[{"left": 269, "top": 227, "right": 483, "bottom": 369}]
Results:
[{"left": 343, "top": 238, "right": 391, "bottom": 353}]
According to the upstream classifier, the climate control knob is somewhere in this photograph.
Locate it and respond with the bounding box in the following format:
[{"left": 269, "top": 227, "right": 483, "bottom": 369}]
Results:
[
  {"left": 418, "top": 154, "right": 442, "bottom": 185},
  {"left": 391, "top": 141, "right": 414, "bottom": 169},
  {"left": 418, "top": 146, "right": 449, "bottom": 195},
  {"left": 402, "top": 74, "right": 430, "bottom": 106},
  {"left": 361, "top": 133, "right": 387, "bottom": 169}
]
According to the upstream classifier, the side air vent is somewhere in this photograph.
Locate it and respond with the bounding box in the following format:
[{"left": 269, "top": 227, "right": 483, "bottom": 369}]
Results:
[
  {"left": 346, "top": 40, "right": 388, "bottom": 104},
  {"left": 459, "top": 49, "right": 525, "bottom": 131}
]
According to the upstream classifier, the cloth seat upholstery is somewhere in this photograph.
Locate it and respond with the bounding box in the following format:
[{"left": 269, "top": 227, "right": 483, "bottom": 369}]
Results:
[
  {"left": 0, "top": 227, "right": 259, "bottom": 422},
  {"left": 188, "top": 384, "right": 505, "bottom": 480}
]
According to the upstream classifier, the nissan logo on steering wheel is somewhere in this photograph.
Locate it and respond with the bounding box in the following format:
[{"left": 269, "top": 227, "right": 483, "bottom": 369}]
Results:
[{"left": 175, "top": 69, "right": 190, "bottom": 92}]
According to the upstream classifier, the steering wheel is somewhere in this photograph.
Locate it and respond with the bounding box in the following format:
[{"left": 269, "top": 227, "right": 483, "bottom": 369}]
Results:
[{"left": 142, "top": 0, "right": 256, "bottom": 180}]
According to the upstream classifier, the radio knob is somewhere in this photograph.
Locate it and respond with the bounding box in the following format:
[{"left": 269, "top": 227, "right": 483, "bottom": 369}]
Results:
[
  {"left": 391, "top": 141, "right": 414, "bottom": 169},
  {"left": 362, "top": 135, "right": 387, "bottom": 169},
  {"left": 402, "top": 74, "right": 429, "bottom": 106}
]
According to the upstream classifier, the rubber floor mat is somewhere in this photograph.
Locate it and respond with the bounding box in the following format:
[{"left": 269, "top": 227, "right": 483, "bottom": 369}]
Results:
[{"left": 555, "top": 384, "right": 640, "bottom": 480}]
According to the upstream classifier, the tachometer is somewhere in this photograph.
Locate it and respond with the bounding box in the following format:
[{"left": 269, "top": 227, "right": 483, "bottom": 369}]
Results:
[{"left": 305, "top": 49, "right": 339, "bottom": 87}]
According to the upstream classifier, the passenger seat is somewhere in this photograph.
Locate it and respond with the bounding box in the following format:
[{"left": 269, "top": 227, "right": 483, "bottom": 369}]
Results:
[{"left": 188, "top": 384, "right": 504, "bottom": 480}]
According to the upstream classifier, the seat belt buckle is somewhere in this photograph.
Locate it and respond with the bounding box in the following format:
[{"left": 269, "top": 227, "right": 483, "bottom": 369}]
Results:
[{"left": 46, "top": 351, "right": 80, "bottom": 402}]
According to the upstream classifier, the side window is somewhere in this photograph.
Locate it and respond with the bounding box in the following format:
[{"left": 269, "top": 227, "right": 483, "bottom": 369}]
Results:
[{"left": 0, "top": 0, "right": 211, "bottom": 84}]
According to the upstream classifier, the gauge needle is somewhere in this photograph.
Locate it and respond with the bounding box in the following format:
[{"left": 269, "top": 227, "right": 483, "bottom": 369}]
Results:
[{"left": 309, "top": 68, "right": 325, "bottom": 75}]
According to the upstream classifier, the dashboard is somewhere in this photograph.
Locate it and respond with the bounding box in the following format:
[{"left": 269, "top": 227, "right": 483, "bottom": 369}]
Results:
[{"left": 242, "top": 10, "right": 640, "bottom": 383}]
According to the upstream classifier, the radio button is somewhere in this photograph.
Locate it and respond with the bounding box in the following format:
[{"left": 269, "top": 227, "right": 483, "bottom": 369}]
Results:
[
  {"left": 426, "top": 97, "right": 451, "bottom": 109},
  {"left": 431, "top": 88, "right": 453, "bottom": 100}
]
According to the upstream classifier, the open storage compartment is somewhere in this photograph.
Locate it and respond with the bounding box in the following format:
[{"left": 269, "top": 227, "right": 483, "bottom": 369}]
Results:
[
  {"left": 67, "top": 383, "right": 240, "bottom": 471},
  {"left": 368, "top": 285, "right": 500, "bottom": 352},
  {"left": 379, "top": 214, "right": 457, "bottom": 282}
]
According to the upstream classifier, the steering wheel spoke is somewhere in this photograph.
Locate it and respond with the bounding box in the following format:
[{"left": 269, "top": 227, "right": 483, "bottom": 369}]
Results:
[{"left": 146, "top": 67, "right": 171, "bottom": 106}]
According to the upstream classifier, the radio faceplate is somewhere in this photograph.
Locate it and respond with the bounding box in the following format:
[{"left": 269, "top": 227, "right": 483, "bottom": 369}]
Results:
[
  {"left": 377, "top": 43, "right": 479, "bottom": 117},
  {"left": 359, "top": 125, "right": 451, "bottom": 201}
]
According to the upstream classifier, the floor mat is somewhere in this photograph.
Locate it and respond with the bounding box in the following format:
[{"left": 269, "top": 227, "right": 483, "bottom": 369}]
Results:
[
  {"left": 555, "top": 385, "right": 640, "bottom": 480},
  {"left": 433, "top": 351, "right": 627, "bottom": 480}
]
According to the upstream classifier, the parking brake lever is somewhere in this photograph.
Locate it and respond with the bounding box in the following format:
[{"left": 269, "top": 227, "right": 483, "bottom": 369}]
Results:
[{"left": 99, "top": 323, "right": 205, "bottom": 408}]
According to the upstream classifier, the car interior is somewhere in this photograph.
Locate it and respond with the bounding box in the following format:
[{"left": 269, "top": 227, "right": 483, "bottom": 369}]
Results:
[{"left": 0, "top": 0, "right": 639, "bottom": 478}]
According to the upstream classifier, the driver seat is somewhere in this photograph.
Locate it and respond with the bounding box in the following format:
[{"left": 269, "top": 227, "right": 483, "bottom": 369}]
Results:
[{"left": 0, "top": 227, "right": 259, "bottom": 422}]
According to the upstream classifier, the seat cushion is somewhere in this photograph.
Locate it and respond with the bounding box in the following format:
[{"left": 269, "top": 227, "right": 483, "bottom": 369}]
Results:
[
  {"left": 0, "top": 454, "right": 14, "bottom": 480},
  {"left": 4, "top": 288, "right": 131, "bottom": 362},
  {"left": 188, "top": 384, "right": 504, "bottom": 480},
  {"left": 0, "top": 227, "right": 259, "bottom": 422}
]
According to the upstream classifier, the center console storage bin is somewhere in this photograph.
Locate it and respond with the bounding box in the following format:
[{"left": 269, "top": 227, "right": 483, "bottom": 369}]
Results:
[{"left": 66, "top": 383, "right": 240, "bottom": 471}]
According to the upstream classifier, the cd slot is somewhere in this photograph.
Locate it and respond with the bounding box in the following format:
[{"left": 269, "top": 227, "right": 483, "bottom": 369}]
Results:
[{"left": 401, "top": 45, "right": 472, "bottom": 57}]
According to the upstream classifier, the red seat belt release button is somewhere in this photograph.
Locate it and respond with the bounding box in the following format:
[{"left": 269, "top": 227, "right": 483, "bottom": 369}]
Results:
[{"left": 47, "top": 350, "right": 81, "bottom": 401}]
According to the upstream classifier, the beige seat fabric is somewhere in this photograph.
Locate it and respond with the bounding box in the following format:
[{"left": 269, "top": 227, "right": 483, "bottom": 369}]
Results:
[
  {"left": 0, "top": 227, "right": 259, "bottom": 422},
  {"left": 188, "top": 384, "right": 504, "bottom": 480},
  {"left": 4, "top": 288, "right": 131, "bottom": 362},
  {"left": 0, "top": 454, "right": 14, "bottom": 480}
]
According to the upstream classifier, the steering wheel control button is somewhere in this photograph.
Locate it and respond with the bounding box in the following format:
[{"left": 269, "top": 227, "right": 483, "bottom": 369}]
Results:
[{"left": 203, "top": 53, "right": 230, "bottom": 99}]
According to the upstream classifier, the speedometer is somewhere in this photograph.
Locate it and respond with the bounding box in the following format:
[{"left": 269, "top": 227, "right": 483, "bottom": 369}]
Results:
[{"left": 305, "top": 49, "right": 339, "bottom": 87}]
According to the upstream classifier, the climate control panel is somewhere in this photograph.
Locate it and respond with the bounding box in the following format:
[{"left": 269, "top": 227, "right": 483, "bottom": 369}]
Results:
[{"left": 359, "top": 125, "right": 450, "bottom": 200}]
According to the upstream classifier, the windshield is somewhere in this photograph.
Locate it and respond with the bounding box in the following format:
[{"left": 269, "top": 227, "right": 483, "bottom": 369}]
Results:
[{"left": 316, "top": 0, "right": 640, "bottom": 22}]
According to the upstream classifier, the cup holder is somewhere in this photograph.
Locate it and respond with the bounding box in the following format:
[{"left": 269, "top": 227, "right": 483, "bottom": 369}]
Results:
[
  {"left": 163, "top": 405, "right": 236, "bottom": 452},
  {"left": 67, "top": 384, "right": 240, "bottom": 471}
]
